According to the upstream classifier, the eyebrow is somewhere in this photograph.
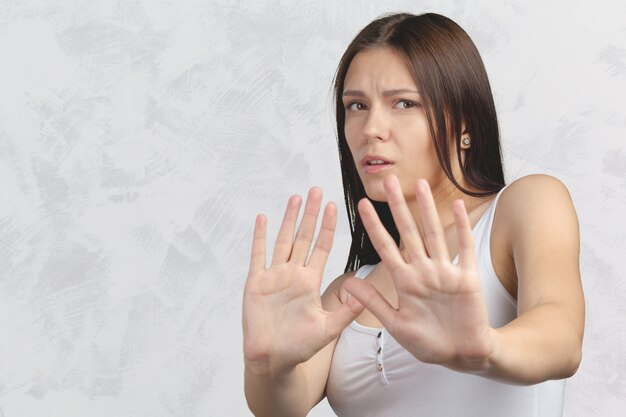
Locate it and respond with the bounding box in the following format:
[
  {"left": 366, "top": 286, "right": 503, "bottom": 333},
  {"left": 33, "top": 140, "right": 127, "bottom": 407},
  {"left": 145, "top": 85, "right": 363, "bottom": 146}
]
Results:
[{"left": 342, "top": 89, "right": 420, "bottom": 97}]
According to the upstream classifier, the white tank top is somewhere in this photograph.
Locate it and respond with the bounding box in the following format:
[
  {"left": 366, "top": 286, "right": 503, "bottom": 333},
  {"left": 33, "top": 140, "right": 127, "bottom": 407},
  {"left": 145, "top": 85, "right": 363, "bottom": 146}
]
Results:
[{"left": 326, "top": 189, "right": 566, "bottom": 417}]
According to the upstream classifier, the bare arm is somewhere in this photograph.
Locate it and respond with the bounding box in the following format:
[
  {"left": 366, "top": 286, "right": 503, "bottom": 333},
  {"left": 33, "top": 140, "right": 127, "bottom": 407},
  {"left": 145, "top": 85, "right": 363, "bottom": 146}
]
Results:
[{"left": 470, "top": 175, "right": 585, "bottom": 384}]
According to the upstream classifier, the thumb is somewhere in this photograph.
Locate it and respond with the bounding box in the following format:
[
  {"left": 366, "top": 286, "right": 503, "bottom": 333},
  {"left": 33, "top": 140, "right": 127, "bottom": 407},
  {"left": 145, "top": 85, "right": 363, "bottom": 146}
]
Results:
[
  {"left": 325, "top": 295, "right": 365, "bottom": 338},
  {"left": 342, "top": 276, "right": 396, "bottom": 329}
]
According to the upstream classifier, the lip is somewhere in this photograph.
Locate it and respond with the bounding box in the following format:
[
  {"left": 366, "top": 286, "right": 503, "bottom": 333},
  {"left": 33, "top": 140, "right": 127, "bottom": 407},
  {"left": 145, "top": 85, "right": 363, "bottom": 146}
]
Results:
[{"left": 360, "top": 154, "right": 395, "bottom": 174}]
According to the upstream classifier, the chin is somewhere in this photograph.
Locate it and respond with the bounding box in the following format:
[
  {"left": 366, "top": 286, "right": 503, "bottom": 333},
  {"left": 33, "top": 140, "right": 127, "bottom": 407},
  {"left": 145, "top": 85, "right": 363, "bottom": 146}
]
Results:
[{"left": 361, "top": 183, "right": 388, "bottom": 203}]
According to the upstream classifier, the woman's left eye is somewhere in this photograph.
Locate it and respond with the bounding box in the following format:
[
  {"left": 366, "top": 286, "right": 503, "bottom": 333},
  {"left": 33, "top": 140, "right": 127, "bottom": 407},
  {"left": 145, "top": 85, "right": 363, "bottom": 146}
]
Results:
[{"left": 394, "top": 100, "right": 419, "bottom": 109}]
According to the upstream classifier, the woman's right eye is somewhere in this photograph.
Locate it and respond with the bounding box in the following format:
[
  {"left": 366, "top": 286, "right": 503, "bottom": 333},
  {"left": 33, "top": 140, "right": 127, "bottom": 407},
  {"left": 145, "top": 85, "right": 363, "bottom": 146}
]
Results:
[{"left": 346, "top": 101, "right": 367, "bottom": 111}]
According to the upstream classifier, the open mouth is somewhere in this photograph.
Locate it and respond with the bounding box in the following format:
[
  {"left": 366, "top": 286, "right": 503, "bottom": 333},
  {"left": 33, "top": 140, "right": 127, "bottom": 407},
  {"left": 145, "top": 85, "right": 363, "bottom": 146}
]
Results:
[
  {"left": 367, "top": 159, "right": 388, "bottom": 166},
  {"left": 362, "top": 158, "right": 394, "bottom": 174}
]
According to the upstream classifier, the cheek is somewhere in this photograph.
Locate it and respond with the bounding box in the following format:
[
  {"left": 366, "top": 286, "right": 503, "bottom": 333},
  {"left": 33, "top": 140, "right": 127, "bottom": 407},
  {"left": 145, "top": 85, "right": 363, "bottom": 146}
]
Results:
[
  {"left": 344, "top": 116, "right": 359, "bottom": 136},
  {"left": 344, "top": 126, "right": 361, "bottom": 155}
]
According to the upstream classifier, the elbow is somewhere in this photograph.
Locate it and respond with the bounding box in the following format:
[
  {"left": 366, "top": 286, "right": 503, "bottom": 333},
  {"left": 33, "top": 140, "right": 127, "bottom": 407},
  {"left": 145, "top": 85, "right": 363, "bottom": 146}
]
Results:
[
  {"left": 555, "top": 339, "right": 582, "bottom": 380},
  {"left": 565, "top": 324, "right": 584, "bottom": 378},
  {"left": 564, "top": 345, "right": 582, "bottom": 378},
  {"left": 557, "top": 311, "right": 585, "bottom": 379}
]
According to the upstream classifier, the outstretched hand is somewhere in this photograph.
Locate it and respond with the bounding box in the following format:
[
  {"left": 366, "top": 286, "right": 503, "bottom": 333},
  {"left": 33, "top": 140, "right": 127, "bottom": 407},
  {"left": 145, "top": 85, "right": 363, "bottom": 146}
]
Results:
[
  {"left": 243, "top": 188, "right": 364, "bottom": 377},
  {"left": 343, "top": 175, "right": 496, "bottom": 370}
]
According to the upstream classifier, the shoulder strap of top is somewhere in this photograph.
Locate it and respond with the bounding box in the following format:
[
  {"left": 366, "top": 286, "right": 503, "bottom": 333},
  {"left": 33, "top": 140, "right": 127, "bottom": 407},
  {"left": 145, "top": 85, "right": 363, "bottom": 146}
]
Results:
[
  {"left": 354, "top": 264, "right": 376, "bottom": 279},
  {"left": 479, "top": 184, "right": 510, "bottom": 239},
  {"left": 473, "top": 183, "right": 518, "bottom": 308},
  {"left": 471, "top": 184, "right": 510, "bottom": 239}
]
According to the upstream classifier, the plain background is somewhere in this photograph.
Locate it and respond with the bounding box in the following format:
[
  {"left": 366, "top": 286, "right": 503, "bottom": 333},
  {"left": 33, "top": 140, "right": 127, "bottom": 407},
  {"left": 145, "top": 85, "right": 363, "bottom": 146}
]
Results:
[{"left": 1, "top": 0, "right": 625, "bottom": 416}]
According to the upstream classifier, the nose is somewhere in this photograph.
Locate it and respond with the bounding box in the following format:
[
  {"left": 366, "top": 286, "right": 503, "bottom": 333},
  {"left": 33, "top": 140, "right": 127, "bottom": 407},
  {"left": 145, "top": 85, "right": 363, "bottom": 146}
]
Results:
[{"left": 362, "top": 106, "right": 389, "bottom": 144}]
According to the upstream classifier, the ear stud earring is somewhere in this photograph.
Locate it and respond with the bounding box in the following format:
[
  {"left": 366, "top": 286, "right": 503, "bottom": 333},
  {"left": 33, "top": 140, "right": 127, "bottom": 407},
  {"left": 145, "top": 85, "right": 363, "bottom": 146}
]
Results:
[{"left": 462, "top": 137, "right": 471, "bottom": 147}]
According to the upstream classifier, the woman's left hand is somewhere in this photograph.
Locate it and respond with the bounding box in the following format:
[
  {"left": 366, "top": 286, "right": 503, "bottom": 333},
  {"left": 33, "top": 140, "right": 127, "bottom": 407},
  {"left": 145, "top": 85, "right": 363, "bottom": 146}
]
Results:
[{"left": 343, "top": 175, "right": 497, "bottom": 371}]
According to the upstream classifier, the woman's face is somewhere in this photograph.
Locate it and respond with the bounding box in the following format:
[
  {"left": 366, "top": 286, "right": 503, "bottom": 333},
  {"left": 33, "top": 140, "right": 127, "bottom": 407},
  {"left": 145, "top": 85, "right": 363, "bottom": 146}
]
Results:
[{"left": 342, "top": 47, "right": 448, "bottom": 202}]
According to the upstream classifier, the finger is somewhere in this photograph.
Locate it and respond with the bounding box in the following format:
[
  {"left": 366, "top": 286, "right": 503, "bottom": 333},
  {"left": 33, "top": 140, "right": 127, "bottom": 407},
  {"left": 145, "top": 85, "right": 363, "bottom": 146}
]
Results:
[
  {"left": 358, "top": 198, "right": 406, "bottom": 269},
  {"left": 271, "top": 195, "right": 302, "bottom": 265},
  {"left": 453, "top": 199, "right": 476, "bottom": 269},
  {"left": 290, "top": 187, "right": 323, "bottom": 265},
  {"left": 324, "top": 295, "right": 365, "bottom": 339},
  {"left": 249, "top": 214, "right": 267, "bottom": 274},
  {"left": 414, "top": 179, "right": 450, "bottom": 261},
  {"left": 307, "top": 202, "right": 337, "bottom": 273},
  {"left": 383, "top": 175, "right": 427, "bottom": 262},
  {"left": 342, "top": 277, "right": 397, "bottom": 328}
]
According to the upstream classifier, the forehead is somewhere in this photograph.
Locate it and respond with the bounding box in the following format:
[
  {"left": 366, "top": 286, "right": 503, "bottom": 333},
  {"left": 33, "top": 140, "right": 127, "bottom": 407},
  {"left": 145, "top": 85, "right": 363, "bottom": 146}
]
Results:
[{"left": 344, "top": 47, "right": 416, "bottom": 90}]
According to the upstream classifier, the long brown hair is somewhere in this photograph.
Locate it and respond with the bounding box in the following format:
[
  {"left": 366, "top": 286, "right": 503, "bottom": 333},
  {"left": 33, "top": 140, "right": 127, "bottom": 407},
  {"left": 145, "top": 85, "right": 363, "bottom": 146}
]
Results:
[{"left": 333, "top": 13, "right": 505, "bottom": 272}]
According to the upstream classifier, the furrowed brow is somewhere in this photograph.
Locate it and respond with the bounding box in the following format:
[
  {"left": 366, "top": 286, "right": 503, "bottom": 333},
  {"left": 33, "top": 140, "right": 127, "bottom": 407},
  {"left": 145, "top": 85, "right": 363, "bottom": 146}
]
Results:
[
  {"left": 342, "top": 89, "right": 420, "bottom": 97},
  {"left": 383, "top": 89, "right": 420, "bottom": 97},
  {"left": 342, "top": 90, "right": 366, "bottom": 97}
]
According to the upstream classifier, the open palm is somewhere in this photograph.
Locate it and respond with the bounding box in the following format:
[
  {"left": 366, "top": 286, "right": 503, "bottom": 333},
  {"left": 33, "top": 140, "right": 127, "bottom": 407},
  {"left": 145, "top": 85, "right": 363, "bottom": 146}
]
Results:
[
  {"left": 343, "top": 176, "right": 496, "bottom": 369},
  {"left": 243, "top": 189, "right": 363, "bottom": 376}
]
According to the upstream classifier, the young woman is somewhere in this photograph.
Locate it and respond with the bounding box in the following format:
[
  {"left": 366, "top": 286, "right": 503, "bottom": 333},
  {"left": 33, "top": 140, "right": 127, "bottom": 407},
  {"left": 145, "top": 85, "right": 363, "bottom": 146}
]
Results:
[{"left": 243, "top": 12, "right": 585, "bottom": 417}]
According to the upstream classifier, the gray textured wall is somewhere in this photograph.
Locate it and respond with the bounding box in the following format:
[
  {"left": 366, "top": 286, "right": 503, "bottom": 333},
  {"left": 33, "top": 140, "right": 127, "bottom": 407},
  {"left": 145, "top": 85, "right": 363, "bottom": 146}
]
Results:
[{"left": 0, "top": 1, "right": 624, "bottom": 416}]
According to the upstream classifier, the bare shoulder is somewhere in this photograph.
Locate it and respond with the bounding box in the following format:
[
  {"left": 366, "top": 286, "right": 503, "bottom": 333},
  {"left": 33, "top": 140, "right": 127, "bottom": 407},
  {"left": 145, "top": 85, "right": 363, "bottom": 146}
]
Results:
[
  {"left": 496, "top": 174, "right": 579, "bottom": 256},
  {"left": 500, "top": 174, "right": 574, "bottom": 205},
  {"left": 497, "top": 174, "right": 578, "bottom": 234},
  {"left": 321, "top": 270, "right": 358, "bottom": 311}
]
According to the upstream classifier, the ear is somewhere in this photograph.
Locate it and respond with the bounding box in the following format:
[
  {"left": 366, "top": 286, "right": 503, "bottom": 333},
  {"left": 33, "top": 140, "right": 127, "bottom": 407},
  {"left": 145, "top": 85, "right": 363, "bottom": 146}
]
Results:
[{"left": 460, "top": 124, "right": 471, "bottom": 150}]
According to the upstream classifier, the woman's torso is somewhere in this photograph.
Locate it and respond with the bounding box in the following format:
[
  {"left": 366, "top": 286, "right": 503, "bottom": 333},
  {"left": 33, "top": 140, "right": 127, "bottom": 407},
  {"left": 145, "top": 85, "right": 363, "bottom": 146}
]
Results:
[{"left": 325, "top": 187, "right": 566, "bottom": 417}]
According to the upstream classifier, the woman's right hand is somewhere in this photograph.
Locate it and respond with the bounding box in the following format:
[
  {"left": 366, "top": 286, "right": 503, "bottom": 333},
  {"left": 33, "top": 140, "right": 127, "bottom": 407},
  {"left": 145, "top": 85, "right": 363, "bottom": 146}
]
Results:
[{"left": 243, "top": 188, "right": 364, "bottom": 378}]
